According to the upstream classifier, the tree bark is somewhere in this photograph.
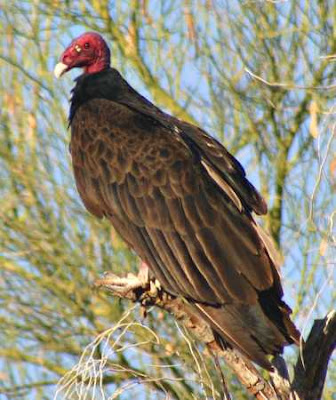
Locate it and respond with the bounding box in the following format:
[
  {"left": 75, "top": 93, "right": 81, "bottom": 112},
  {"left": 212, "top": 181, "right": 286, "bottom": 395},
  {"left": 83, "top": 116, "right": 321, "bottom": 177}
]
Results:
[{"left": 292, "top": 311, "right": 336, "bottom": 400}]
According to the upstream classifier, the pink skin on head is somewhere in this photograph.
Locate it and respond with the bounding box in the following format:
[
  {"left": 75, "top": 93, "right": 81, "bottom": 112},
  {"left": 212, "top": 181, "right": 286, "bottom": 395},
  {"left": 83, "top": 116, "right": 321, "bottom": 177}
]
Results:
[{"left": 60, "top": 32, "right": 110, "bottom": 75}]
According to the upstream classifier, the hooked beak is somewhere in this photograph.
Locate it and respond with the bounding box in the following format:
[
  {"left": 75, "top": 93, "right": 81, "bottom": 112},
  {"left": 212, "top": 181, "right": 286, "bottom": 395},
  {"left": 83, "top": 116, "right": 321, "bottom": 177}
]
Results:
[{"left": 54, "top": 62, "right": 69, "bottom": 79}]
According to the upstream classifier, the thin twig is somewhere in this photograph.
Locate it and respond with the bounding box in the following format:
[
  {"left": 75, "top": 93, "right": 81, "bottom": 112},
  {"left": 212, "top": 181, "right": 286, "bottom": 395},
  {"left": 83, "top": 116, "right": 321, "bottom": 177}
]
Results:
[{"left": 245, "top": 68, "right": 336, "bottom": 91}]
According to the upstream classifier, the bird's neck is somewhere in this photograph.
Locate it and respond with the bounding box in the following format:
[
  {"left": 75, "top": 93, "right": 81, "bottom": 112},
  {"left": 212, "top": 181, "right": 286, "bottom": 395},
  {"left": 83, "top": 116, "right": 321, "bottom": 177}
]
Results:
[{"left": 84, "top": 57, "right": 110, "bottom": 74}]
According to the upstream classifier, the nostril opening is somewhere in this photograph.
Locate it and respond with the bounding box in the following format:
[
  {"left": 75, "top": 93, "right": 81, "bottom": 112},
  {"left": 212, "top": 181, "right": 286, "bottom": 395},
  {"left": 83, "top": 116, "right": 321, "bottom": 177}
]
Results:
[{"left": 62, "top": 54, "right": 71, "bottom": 64}]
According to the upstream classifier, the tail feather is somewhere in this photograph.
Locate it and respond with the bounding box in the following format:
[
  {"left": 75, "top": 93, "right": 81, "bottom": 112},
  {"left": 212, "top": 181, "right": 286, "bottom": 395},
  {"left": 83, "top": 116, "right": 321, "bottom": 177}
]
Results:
[
  {"left": 194, "top": 301, "right": 294, "bottom": 370},
  {"left": 258, "top": 289, "right": 301, "bottom": 346}
]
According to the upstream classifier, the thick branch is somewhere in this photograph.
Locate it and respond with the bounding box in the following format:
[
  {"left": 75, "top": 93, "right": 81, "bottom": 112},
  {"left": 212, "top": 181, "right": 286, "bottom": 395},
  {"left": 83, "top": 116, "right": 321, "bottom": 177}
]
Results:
[
  {"left": 95, "top": 275, "right": 335, "bottom": 400},
  {"left": 292, "top": 310, "right": 336, "bottom": 400}
]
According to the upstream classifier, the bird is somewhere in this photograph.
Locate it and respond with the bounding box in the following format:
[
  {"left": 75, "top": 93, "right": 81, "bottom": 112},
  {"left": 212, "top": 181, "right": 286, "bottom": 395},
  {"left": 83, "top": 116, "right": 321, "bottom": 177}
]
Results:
[{"left": 54, "top": 31, "right": 300, "bottom": 370}]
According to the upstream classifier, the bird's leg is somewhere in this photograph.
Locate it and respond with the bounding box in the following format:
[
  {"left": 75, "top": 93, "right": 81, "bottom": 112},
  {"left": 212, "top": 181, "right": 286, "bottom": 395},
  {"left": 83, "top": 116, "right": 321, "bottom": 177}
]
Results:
[{"left": 94, "top": 261, "right": 154, "bottom": 300}]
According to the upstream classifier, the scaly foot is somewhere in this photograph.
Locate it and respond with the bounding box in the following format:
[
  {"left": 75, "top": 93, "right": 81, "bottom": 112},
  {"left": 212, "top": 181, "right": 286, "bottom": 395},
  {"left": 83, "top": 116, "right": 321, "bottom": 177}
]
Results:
[{"left": 95, "top": 271, "right": 149, "bottom": 298}]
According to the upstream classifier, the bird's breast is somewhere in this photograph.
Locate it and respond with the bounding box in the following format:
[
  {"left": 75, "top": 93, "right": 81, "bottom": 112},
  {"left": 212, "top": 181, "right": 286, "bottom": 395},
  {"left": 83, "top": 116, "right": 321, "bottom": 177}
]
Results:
[
  {"left": 70, "top": 99, "right": 192, "bottom": 182},
  {"left": 69, "top": 98, "right": 198, "bottom": 219}
]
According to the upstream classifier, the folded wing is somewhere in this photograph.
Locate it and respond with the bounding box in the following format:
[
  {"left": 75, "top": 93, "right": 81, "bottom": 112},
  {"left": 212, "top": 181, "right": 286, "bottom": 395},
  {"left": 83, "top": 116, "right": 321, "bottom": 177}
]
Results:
[{"left": 70, "top": 96, "right": 299, "bottom": 369}]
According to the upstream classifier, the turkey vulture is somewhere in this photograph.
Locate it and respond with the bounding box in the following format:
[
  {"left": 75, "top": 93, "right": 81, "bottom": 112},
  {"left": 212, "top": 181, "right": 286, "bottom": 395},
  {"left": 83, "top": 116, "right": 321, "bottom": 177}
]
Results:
[{"left": 54, "top": 32, "right": 300, "bottom": 370}]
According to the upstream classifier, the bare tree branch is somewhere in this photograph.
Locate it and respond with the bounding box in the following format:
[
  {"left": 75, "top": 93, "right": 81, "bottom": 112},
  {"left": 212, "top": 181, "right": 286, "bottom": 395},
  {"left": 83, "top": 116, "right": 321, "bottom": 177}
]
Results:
[
  {"left": 292, "top": 311, "right": 336, "bottom": 400},
  {"left": 95, "top": 274, "right": 335, "bottom": 399},
  {"left": 94, "top": 274, "right": 278, "bottom": 399}
]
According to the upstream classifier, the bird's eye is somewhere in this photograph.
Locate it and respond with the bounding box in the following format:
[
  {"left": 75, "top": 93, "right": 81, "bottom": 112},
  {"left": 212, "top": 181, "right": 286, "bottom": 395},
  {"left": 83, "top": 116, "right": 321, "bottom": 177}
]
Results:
[{"left": 84, "top": 42, "right": 90, "bottom": 49}]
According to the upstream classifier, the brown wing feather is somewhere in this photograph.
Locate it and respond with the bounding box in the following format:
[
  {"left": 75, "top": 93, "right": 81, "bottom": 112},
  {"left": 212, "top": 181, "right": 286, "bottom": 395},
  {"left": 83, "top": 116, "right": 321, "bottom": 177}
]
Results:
[
  {"left": 72, "top": 99, "right": 274, "bottom": 302},
  {"left": 70, "top": 97, "right": 300, "bottom": 369},
  {"left": 115, "top": 81, "right": 268, "bottom": 215},
  {"left": 178, "top": 123, "right": 268, "bottom": 216}
]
